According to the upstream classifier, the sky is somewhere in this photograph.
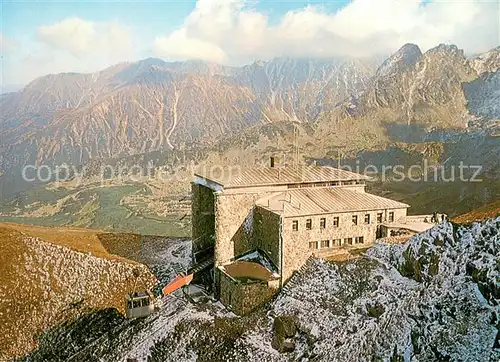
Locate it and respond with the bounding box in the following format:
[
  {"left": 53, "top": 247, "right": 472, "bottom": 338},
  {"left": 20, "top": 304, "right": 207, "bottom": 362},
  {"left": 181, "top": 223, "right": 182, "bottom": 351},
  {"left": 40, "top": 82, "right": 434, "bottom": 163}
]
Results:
[{"left": 1, "top": 0, "right": 499, "bottom": 86}]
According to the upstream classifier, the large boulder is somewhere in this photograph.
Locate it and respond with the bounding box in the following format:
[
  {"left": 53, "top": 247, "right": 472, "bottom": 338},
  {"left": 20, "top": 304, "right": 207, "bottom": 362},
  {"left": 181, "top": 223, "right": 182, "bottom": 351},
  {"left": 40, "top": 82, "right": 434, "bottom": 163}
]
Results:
[
  {"left": 274, "top": 315, "right": 296, "bottom": 338},
  {"left": 271, "top": 315, "right": 297, "bottom": 352},
  {"left": 366, "top": 302, "right": 385, "bottom": 318}
]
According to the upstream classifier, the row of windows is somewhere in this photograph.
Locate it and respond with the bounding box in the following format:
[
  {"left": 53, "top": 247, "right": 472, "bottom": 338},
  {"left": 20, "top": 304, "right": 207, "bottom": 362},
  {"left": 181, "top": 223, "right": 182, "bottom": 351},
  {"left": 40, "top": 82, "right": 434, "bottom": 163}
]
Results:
[
  {"left": 287, "top": 180, "right": 365, "bottom": 189},
  {"left": 127, "top": 298, "right": 151, "bottom": 309},
  {"left": 292, "top": 212, "right": 394, "bottom": 231},
  {"left": 309, "top": 236, "right": 365, "bottom": 249}
]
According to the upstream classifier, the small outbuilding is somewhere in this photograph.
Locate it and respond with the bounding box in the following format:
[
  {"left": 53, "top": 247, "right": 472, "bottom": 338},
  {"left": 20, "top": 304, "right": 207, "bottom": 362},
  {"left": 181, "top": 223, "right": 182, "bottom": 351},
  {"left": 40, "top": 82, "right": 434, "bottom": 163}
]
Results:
[
  {"left": 379, "top": 221, "right": 434, "bottom": 238},
  {"left": 216, "top": 249, "right": 280, "bottom": 315}
]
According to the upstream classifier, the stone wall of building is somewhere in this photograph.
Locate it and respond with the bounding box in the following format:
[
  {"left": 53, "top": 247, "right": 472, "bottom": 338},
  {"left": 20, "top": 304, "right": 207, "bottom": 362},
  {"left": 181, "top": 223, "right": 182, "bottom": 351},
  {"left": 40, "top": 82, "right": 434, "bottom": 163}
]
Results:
[
  {"left": 218, "top": 269, "right": 278, "bottom": 315},
  {"left": 214, "top": 191, "right": 279, "bottom": 266},
  {"left": 253, "top": 206, "right": 282, "bottom": 269},
  {"left": 191, "top": 183, "right": 216, "bottom": 254},
  {"left": 281, "top": 207, "right": 407, "bottom": 281}
]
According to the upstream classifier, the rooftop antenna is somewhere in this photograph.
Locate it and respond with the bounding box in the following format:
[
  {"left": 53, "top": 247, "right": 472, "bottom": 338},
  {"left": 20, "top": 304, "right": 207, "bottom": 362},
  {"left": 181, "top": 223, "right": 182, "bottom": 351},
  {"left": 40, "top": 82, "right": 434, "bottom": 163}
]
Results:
[
  {"left": 293, "top": 124, "right": 300, "bottom": 179},
  {"left": 276, "top": 134, "right": 281, "bottom": 180}
]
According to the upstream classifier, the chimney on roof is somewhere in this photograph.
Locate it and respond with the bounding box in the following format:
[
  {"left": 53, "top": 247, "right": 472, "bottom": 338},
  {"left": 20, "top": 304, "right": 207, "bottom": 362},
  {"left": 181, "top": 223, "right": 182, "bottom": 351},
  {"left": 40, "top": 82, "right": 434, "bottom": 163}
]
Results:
[{"left": 270, "top": 157, "right": 275, "bottom": 168}]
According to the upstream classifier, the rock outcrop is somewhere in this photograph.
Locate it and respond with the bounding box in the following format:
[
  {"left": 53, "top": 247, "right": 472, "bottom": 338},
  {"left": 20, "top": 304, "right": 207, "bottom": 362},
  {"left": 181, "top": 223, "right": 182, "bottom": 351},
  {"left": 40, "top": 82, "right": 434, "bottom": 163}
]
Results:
[{"left": 271, "top": 315, "right": 297, "bottom": 352}]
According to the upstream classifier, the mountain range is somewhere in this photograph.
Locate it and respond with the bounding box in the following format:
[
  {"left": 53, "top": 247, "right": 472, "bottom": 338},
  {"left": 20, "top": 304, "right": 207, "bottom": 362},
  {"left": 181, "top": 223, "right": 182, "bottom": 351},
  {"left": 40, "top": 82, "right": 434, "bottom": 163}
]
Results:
[
  {"left": 0, "top": 56, "right": 376, "bottom": 169},
  {"left": 2, "top": 43, "right": 498, "bottom": 173},
  {"left": 0, "top": 43, "right": 499, "bottom": 222}
]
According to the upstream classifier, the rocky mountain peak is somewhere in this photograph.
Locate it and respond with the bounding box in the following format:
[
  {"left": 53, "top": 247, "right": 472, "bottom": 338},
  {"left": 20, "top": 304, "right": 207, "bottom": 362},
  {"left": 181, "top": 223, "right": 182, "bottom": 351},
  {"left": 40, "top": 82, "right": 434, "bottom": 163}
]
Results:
[
  {"left": 251, "top": 60, "right": 265, "bottom": 68},
  {"left": 139, "top": 57, "right": 168, "bottom": 68},
  {"left": 470, "top": 46, "right": 500, "bottom": 75},
  {"left": 429, "top": 43, "right": 460, "bottom": 53},
  {"left": 126, "top": 66, "right": 175, "bottom": 85},
  {"left": 113, "top": 58, "right": 169, "bottom": 82},
  {"left": 424, "top": 43, "right": 466, "bottom": 63},
  {"left": 353, "top": 42, "right": 487, "bottom": 130},
  {"left": 376, "top": 43, "right": 422, "bottom": 76},
  {"left": 421, "top": 43, "right": 476, "bottom": 83}
]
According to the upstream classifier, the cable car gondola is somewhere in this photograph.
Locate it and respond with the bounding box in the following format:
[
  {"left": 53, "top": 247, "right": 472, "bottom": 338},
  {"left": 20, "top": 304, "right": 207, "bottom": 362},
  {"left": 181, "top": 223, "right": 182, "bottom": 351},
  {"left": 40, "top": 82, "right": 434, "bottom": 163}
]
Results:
[{"left": 125, "top": 291, "right": 155, "bottom": 318}]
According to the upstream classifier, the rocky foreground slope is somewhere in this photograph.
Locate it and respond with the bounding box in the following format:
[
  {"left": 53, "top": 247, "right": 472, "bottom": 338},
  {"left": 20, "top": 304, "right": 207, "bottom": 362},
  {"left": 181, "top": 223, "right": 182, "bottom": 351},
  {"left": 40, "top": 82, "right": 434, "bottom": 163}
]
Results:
[
  {"left": 20, "top": 218, "right": 499, "bottom": 362},
  {"left": 0, "top": 224, "right": 156, "bottom": 360}
]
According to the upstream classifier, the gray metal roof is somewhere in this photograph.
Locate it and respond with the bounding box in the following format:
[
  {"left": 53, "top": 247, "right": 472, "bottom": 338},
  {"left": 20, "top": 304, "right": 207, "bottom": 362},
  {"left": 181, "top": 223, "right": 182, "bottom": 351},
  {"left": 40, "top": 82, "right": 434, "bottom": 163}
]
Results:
[
  {"left": 256, "top": 188, "right": 410, "bottom": 217},
  {"left": 125, "top": 291, "right": 152, "bottom": 301},
  {"left": 194, "top": 165, "right": 369, "bottom": 188}
]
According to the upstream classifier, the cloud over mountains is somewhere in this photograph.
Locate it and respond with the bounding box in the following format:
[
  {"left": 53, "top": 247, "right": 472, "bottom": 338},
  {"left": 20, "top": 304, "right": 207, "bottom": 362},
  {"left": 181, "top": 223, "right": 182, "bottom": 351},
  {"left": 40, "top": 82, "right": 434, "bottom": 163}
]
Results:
[
  {"left": 152, "top": 0, "right": 499, "bottom": 63},
  {"left": 3, "top": 0, "right": 499, "bottom": 85},
  {"left": 37, "top": 17, "right": 133, "bottom": 57}
]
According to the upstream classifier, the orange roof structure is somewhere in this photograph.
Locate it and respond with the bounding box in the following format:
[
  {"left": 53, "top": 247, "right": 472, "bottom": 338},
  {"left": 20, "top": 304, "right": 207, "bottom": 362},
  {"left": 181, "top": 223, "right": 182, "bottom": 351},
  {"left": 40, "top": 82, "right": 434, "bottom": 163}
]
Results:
[{"left": 162, "top": 273, "right": 193, "bottom": 296}]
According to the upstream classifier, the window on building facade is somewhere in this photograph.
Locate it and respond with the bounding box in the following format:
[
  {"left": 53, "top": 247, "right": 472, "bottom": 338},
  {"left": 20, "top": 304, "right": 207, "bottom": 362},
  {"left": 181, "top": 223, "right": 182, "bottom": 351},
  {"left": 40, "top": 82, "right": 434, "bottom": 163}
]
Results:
[
  {"left": 364, "top": 214, "right": 370, "bottom": 224},
  {"left": 355, "top": 236, "right": 364, "bottom": 244},
  {"left": 320, "top": 218, "right": 326, "bottom": 229},
  {"left": 315, "top": 182, "right": 328, "bottom": 187},
  {"left": 388, "top": 212, "right": 394, "bottom": 222},
  {"left": 306, "top": 219, "right": 312, "bottom": 230},
  {"left": 346, "top": 237, "right": 353, "bottom": 245},
  {"left": 309, "top": 241, "right": 317, "bottom": 249},
  {"left": 292, "top": 220, "right": 298, "bottom": 231},
  {"left": 320, "top": 240, "right": 329, "bottom": 248},
  {"left": 377, "top": 212, "right": 383, "bottom": 223},
  {"left": 352, "top": 215, "right": 358, "bottom": 225},
  {"left": 333, "top": 217, "right": 339, "bottom": 227},
  {"left": 334, "top": 239, "right": 342, "bottom": 246}
]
